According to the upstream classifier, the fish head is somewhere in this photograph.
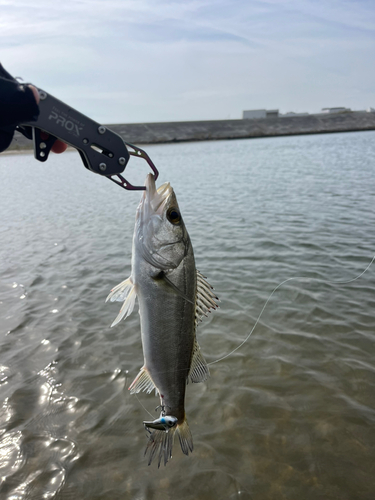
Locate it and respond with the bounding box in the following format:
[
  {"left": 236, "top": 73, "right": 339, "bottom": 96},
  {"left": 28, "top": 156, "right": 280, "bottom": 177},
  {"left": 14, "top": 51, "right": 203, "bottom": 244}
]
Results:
[{"left": 135, "top": 174, "right": 190, "bottom": 271}]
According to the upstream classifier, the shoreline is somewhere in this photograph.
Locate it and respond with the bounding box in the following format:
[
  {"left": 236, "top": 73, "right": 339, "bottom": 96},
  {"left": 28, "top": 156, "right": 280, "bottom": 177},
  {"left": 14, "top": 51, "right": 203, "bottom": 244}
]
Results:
[{"left": 5, "top": 112, "right": 375, "bottom": 153}]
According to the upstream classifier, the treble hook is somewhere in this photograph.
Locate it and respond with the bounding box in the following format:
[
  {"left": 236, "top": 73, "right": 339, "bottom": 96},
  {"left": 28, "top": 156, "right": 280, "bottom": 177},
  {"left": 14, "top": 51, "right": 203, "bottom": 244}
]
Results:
[{"left": 154, "top": 404, "right": 171, "bottom": 416}]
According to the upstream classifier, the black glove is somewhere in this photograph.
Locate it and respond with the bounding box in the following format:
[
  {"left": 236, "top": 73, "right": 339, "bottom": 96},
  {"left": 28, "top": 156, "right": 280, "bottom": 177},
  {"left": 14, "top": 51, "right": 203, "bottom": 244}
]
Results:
[{"left": 0, "top": 63, "right": 40, "bottom": 152}]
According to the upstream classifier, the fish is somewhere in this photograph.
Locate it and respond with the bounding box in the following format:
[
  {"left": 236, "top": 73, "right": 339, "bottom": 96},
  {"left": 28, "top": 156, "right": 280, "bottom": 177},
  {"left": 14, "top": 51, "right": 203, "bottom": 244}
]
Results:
[{"left": 106, "top": 173, "right": 218, "bottom": 467}]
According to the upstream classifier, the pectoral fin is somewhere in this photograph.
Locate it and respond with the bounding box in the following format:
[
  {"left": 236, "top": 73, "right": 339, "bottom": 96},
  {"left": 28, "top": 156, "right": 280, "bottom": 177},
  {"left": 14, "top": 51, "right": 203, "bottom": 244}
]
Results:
[
  {"left": 106, "top": 277, "right": 133, "bottom": 303},
  {"left": 106, "top": 277, "right": 137, "bottom": 327},
  {"left": 160, "top": 272, "right": 195, "bottom": 305}
]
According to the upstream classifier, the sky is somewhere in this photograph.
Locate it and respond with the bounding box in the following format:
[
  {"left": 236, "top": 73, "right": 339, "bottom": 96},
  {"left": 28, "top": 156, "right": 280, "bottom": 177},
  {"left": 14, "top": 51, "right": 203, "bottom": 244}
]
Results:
[{"left": 1, "top": 0, "right": 375, "bottom": 123}]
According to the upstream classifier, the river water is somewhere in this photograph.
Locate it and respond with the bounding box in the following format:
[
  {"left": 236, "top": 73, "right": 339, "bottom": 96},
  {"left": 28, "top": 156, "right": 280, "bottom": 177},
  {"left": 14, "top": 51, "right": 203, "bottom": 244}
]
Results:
[{"left": 1, "top": 131, "right": 375, "bottom": 499}]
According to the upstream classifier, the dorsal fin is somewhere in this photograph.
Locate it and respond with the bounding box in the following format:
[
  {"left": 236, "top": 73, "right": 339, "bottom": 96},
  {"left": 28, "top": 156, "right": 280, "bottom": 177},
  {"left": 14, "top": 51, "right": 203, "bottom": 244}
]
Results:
[{"left": 195, "top": 270, "right": 219, "bottom": 327}]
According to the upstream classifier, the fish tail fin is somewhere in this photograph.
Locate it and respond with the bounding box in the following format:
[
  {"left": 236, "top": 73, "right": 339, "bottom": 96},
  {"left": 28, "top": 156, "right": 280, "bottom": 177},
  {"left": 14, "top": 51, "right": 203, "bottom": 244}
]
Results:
[
  {"left": 145, "top": 427, "right": 176, "bottom": 467},
  {"left": 176, "top": 418, "right": 193, "bottom": 456},
  {"left": 145, "top": 417, "right": 193, "bottom": 467}
]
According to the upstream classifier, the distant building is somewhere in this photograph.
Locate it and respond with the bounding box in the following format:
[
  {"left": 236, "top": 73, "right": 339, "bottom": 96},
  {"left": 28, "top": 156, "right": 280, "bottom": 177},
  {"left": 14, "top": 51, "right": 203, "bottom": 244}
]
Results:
[
  {"left": 321, "top": 107, "right": 351, "bottom": 114},
  {"left": 242, "top": 106, "right": 374, "bottom": 119},
  {"left": 243, "top": 109, "right": 266, "bottom": 119},
  {"left": 281, "top": 111, "right": 309, "bottom": 117},
  {"left": 243, "top": 109, "right": 279, "bottom": 119},
  {"left": 265, "top": 109, "right": 279, "bottom": 118}
]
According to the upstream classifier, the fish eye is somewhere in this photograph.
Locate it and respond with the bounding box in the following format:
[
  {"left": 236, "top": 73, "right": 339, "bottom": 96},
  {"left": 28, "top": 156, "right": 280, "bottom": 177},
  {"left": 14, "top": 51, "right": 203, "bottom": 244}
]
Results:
[{"left": 167, "top": 207, "right": 181, "bottom": 225}]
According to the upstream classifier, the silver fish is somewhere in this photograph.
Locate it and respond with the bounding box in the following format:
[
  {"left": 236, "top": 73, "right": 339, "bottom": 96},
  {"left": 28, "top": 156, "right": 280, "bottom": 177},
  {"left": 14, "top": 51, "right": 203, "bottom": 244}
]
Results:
[{"left": 106, "top": 174, "right": 218, "bottom": 466}]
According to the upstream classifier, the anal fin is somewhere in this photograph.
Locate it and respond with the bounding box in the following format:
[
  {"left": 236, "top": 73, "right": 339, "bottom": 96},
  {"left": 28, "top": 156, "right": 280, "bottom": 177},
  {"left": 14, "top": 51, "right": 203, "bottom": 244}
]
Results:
[
  {"left": 188, "top": 339, "right": 209, "bottom": 383},
  {"left": 129, "top": 367, "right": 158, "bottom": 395}
]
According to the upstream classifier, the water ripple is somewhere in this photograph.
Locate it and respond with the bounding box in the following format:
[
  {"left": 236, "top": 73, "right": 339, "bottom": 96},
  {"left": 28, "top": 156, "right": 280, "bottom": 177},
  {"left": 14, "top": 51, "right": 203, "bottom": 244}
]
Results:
[{"left": 1, "top": 132, "right": 375, "bottom": 498}]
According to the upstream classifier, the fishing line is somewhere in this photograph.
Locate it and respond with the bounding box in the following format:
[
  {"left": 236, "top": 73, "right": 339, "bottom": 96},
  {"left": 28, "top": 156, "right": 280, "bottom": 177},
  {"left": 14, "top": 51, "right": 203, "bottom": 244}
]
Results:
[
  {"left": 129, "top": 251, "right": 375, "bottom": 417},
  {"left": 135, "top": 393, "right": 154, "bottom": 418},
  {"left": 208, "top": 253, "right": 375, "bottom": 366}
]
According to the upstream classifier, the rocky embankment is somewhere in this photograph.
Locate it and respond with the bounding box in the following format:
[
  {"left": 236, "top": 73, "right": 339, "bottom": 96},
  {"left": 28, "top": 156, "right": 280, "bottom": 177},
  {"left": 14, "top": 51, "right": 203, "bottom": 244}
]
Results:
[{"left": 8, "top": 111, "right": 375, "bottom": 151}]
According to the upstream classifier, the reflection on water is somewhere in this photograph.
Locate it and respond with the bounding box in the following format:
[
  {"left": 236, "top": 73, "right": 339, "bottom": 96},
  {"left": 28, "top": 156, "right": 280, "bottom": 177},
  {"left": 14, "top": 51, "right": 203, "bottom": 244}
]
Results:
[{"left": 0, "top": 131, "right": 375, "bottom": 499}]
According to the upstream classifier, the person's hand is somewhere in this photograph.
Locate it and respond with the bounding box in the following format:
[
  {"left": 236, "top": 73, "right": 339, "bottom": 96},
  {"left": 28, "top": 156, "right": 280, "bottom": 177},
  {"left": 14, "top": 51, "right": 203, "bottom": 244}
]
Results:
[
  {"left": 29, "top": 85, "right": 68, "bottom": 154},
  {"left": 29, "top": 85, "right": 40, "bottom": 105}
]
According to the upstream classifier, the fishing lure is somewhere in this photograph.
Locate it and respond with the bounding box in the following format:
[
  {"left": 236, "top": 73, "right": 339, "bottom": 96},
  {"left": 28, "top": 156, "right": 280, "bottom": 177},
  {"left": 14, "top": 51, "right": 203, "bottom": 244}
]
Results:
[{"left": 143, "top": 415, "right": 178, "bottom": 434}]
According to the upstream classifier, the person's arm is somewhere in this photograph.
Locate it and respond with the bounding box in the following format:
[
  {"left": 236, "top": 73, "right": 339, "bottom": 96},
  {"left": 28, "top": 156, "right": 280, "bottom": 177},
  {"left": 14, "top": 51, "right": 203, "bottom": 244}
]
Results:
[
  {"left": 0, "top": 65, "right": 40, "bottom": 127},
  {"left": 0, "top": 63, "right": 40, "bottom": 152},
  {"left": 0, "top": 66, "right": 157, "bottom": 189}
]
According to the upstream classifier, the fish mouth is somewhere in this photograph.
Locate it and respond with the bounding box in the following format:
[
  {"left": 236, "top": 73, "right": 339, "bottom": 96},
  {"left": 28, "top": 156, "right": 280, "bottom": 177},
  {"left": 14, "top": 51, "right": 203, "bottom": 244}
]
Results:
[
  {"left": 136, "top": 174, "right": 183, "bottom": 270},
  {"left": 143, "top": 173, "right": 173, "bottom": 216}
]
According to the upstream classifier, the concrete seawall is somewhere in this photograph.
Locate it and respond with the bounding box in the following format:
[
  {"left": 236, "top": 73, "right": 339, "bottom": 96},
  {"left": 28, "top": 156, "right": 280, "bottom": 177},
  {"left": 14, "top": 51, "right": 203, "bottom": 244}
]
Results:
[{"left": 8, "top": 111, "right": 375, "bottom": 151}]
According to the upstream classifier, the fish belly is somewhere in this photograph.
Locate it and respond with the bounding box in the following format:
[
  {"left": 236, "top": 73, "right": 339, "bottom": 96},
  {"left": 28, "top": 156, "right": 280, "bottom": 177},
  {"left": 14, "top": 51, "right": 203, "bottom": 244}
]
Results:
[{"left": 136, "top": 252, "right": 196, "bottom": 422}]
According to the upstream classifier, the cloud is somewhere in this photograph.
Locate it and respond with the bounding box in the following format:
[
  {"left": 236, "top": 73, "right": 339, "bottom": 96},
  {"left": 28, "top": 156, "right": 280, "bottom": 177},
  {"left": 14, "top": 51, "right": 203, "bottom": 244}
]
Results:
[{"left": 1, "top": 0, "right": 374, "bottom": 122}]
